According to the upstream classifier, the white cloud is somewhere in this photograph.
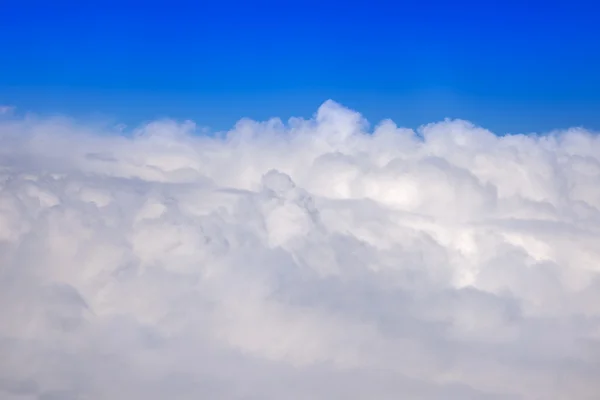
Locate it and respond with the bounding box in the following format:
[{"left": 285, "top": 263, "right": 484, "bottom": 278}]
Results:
[{"left": 0, "top": 100, "right": 600, "bottom": 399}]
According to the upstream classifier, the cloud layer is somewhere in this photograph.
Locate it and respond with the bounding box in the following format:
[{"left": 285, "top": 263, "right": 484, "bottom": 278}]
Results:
[{"left": 1, "top": 101, "right": 600, "bottom": 399}]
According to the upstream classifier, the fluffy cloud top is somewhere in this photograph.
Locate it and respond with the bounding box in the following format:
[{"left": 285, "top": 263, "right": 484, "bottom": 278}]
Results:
[{"left": 1, "top": 101, "right": 599, "bottom": 399}]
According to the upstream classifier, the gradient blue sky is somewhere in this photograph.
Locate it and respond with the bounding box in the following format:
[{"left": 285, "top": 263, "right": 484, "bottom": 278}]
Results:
[{"left": 1, "top": 0, "right": 599, "bottom": 133}]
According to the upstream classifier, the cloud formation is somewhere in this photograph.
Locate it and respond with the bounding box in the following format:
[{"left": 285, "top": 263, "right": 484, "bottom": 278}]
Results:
[
  {"left": 0, "top": 106, "right": 15, "bottom": 115},
  {"left": 1, "top": 100, "right": 600, "bottom": 399}
]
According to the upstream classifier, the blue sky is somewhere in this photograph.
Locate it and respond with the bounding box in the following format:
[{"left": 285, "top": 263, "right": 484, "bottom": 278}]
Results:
[{"left": 1, "top": 0, "right": 599, "bottom": 133}]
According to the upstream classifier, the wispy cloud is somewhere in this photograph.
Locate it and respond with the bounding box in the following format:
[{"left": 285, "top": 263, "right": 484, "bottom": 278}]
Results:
[
  {"left": 0, "top": 100, "right": 599, "bottom": 399},
  {"left": 0, "top": 105, "right": 15, "bottom": 115}
]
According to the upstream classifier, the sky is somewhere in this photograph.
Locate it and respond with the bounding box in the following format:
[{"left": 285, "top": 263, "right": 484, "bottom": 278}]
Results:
[
  {"left": 3, "top": 2, "right": 600, "bottom": 399},
  {"left": 1, "top": 0, "right": 600, "bottom": 133}
]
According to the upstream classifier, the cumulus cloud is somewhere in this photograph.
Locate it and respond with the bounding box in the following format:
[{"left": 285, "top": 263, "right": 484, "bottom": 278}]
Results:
[{"left": 1, "top": 100, "right": 600, "bottom": 399}]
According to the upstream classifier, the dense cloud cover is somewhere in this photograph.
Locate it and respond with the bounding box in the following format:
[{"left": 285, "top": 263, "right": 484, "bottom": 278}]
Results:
[{"left": 1, "top": 101, "right": 600, "bottom": 399}]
